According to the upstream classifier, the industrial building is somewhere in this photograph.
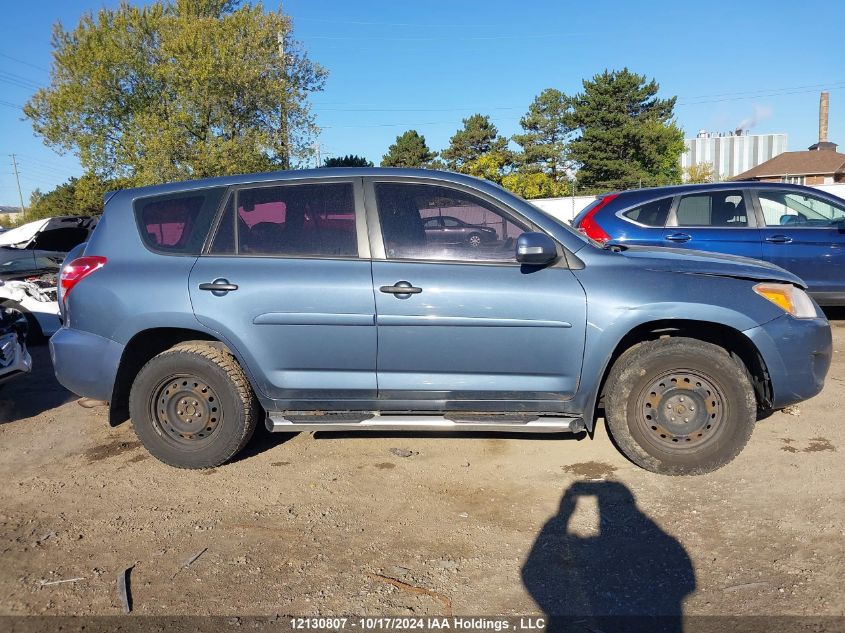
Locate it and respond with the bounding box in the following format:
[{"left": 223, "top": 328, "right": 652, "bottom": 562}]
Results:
[{"left": 681, "top": 129, "right": 787, "bottom": 181}]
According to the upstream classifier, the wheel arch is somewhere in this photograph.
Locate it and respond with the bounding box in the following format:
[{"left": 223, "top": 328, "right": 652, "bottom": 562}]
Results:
[
  {"left": 109, "top": 327, "right": 253, "bottom": 427},
  {"left": 587, "top": 319, "right": 772, "bottom": 428}
]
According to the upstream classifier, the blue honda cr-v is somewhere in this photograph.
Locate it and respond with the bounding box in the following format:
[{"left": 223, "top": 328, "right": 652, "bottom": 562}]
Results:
[
  {"left": 50, "top": 169, "right": 832, "bottom": 475},
  {"left": 572, "top": 181, "right": 845, "bottom": 306}
]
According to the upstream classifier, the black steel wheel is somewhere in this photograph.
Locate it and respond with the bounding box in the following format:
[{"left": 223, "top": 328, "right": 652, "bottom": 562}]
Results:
[
  {"left": 605, "top": 337, "right": 757, "bottom": 475},
  {"left": 129, "top": 342, "right": 261, "bottom": 469}
]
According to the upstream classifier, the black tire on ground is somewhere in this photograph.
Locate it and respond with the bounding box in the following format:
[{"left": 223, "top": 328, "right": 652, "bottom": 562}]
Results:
[
  {"left": 129, "top": 341, "right": 261, "bottom": 469},
  {"left": 604, "top": 337, "right": 756, "bottom": 476},
  {"left": 0, "top": 299, "right": 44, "bottom": 344}
]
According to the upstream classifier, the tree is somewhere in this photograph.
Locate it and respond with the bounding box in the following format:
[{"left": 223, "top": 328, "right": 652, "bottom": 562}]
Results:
[
  {"left": 512, "top": 88, "right": 575, "bottom": 181},
  {"left": 22, "top": 173, "right": 120, "bottom": 222},
  {"left": 441, "top": 114, "right": 510, "bottom": 175},
  {"left": 684, "top": 162, "right": 715, "bottom": 184},
  {"left": 501, "top": 172, "right": 569, "bottom": 199},
  {"left": 568, "top": 69, "right": 684, "bottom": 191},
  {"left": 24, "top": 0, "right": 326, "bottom": 188},
  {"left": 323, "top": 154, "right": 373, "bottom": 168},
  {"left": 381, "top": 130, "right": 436, "bottom": 168}
]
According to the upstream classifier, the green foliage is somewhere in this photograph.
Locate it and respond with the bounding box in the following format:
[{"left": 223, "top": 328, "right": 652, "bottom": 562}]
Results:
[
  {"left": 441, "top": 114, "right": 511, "bottom": 175},
  {"left": 322, "top": 154, "right": 373, "bottom": 168},
  {"left": 381, "top": 130, "right": 437, "bottom": 168},
  {"left": 500, "top": 172, "right": 569, "bottom": 199},
  {"left": 684, "top": 162, "right": 715, "bottom": 184},
  {"left": 18, "top": 174, "right": 126, "bottom": 224},
  {"left": 24, "top": 0, "right": 326, "bottom": 188},
  {"left": 568, "top": 68, "right": 684, "bottom": 192},
  {"left": 512, "top": 88, "right": 574, "bottom": 182}
]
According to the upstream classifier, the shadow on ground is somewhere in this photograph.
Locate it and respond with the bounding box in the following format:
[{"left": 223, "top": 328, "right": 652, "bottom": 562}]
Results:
[
  {"left": 0, "top": 344, "right": 75, "bottom": 424},
  {"left": 522, "top": 480, "right": 695, "bottom": 632}
]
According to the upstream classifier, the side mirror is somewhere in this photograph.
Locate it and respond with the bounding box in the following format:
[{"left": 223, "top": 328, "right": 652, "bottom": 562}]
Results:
[{"left": 516, "top": 232, "right": 558, "bottom": 265}]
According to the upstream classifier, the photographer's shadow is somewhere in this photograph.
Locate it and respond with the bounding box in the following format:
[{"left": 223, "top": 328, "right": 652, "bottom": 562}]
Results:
[{"left": 522, "top": 481, "right": 695, "bottom": 632}]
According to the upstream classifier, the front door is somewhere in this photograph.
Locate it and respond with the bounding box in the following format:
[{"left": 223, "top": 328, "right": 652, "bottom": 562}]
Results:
[
  {"left": 755, "top": 188, "right": 845, "bottom": 301},
  {"left": 189, "top": 179, "right": 377, "bottom": 406},
  {"left": 365, "top": 179, "right": 587, "bottom": 411},
  {"left": 663, "top": 189, "right": 762, "bottom": 259}
]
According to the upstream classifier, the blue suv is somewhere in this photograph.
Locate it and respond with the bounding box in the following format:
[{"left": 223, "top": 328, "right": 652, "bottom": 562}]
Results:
[
  {"left": 50, "top": 169, "right": 832, "bottom": 475},
  {"left": 572, "top": 182, "right": 845, "bottom": 305}
]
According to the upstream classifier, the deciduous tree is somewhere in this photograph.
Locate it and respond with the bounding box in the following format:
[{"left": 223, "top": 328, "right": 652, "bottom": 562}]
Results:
[{"left": 24, "top": 0, "right": 326, "bottom": 187}]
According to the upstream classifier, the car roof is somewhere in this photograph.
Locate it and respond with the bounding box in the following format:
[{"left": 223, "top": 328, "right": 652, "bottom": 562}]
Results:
[
  {"left": 113, "top": 168, "right": 495, "bottom": 199},
  {"left": 608, "top": 180, "right": 833, "bottom": 200}
]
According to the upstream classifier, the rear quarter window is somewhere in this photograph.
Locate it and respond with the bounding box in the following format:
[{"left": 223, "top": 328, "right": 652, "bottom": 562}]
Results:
[
  {"left": 134, "top": 188, "right": 226, "bottom": 255},
  {"left": 622, "top": 198, "right": 672, "bottom": 227}
]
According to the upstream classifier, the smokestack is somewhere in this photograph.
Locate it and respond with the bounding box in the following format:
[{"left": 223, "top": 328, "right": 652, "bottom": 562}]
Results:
[{"left": 820, "top": 91, "right": 829, "bottom": 143}]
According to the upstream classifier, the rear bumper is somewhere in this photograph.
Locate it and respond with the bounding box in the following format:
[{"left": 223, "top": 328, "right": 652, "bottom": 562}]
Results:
[
  {"left": 49, "top": 327, "right": 124, "bottom": 401},
  {"left": 744, "top": 314, "right": 833, "bottom": 409}
]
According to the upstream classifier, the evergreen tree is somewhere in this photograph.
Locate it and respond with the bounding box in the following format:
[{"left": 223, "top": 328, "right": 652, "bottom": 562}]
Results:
[
  {"left": 381, "top": 130, "right": 436, "bottom": 168},
  {"left": 512, "top": 88, "right": 574, "bottom": 181},
  {"left": 568, "top": 69, "right": 684, "bottom": 191},
  {"left": 323, "top": 154, "right": 373, "bottom": 167},
  {"left": 441, "top": 114, "right": 510, "bottom": 174}
]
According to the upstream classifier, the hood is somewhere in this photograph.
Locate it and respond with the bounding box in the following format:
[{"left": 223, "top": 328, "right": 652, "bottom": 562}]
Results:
[
  {"left": 613, "top": 245, "right": 807, "bottom": 288},
  {"left": 0, "top": 219, "right": 50, "bottom": 248}
]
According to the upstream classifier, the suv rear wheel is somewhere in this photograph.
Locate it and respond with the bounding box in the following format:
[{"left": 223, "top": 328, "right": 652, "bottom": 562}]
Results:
[
  {"left": 604, "top": 337, "right": 756, "bottom": 475},
  {"left": 129, "top": 342, "right": 260, "bottom": 469}
]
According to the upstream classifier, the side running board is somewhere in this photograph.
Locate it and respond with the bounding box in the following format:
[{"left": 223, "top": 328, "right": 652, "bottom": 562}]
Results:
[{"left": 266, "top": 412, "right": 585, "bottom": 434}]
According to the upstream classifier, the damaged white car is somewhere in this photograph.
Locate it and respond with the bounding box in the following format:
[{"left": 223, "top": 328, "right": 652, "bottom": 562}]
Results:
[{"left": 0, "top": 279, "right": 59, "bottom": 343}]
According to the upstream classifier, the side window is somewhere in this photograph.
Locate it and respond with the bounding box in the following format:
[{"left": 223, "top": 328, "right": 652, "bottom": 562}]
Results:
[
  {"left": 623, "top": 198, "right": 671, "bottom": 227},
  {"left": 374, "top": 183, "right": 528, "bottom": 262},
  {"left": 675, "top": 190, "right": 748, "bottom": 227},
  {"left": 758, "top": 190, "right": 845, "bottom": 227},
  {"left": 135, "top": 187, "right": 226, "bottom": 255},
  {"left": 209, "top": 195, "right": 235, "bottom": 254},
  {"left": 234, "top": 183, "right": 357, "bottom": 257}
]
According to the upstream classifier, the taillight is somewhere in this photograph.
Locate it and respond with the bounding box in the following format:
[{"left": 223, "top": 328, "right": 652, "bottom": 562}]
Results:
[
  {"left": 577, "top": 193, "right": 619, "bottom": 244},
  {"left": 60, "top": 256, "right": 107, "bottom": 303}
]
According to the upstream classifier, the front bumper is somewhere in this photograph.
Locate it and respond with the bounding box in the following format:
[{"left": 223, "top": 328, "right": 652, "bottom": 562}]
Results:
[
  {"left": 49, "top": 327, "right": 124, "bottom": 401},
  {"left": 744, "top": 314, "right": 833, "bottom": 409}
]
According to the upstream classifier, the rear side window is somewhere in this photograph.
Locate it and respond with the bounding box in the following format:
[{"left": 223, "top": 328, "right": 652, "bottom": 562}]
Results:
[
  {"left": 229, "top": 183, "right": 357, "bottom": 258},
  {"left": 135, "top": 188, "right": 226, "bottom": 255},
  {"left": 675, "top": 191, "right": 748, "bottom": 227},
  {"left": 623, "top": 198, "right": 671, "bottom": 227}
]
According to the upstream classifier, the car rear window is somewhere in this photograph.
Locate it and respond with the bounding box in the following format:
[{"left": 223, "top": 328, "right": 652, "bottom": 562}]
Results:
[
  {"left": 623, "top": 198, "right": 672, "bottom": 227},
  {"left": 135, "top": 188, "right": 226, "bottom": 255}
]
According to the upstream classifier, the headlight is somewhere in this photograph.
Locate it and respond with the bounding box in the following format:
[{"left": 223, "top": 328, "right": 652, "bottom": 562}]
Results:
[{"left": 753, "top": 283, "right": 817, "bottom": 318}]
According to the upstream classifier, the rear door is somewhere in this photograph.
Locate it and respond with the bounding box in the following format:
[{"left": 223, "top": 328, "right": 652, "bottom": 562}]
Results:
[
  {"left": 754, "top": 188, "right": 845, "bottom": 300},
  {"left": 662, "top": 189, "right": 762, "bottom": 259},
  {"left": 189, "top": 178, "right": 378, "bottom": 406},
  {"left": 365, "top": 177, "right": 587, "bottom": 411}
]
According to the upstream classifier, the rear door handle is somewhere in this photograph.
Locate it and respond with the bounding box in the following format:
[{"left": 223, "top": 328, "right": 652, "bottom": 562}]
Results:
[
  {"left": 199, "top": 278, "right": 238, "bottom": 294},
  {"left": 665, "top": 233, "right": 692, "bottom": 243},
  {"left": 380, "top": 281, "right": 422, "bottom": 297},
  {"left": 765, "top": 235, "right": 793, "bottom": 244}
]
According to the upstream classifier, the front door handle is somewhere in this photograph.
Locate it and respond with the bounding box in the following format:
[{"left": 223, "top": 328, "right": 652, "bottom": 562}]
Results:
[
  {"left": 380, "top": 281, "right": 422, "bottom": 298},
  {"left": 198, "top": 278, "right": 238, "bottom": 295},
  {"left": 765, "top": 235, "right": 793, "bottom": 244},
  {"left": 665, "top": 232, "right": 692, "bottom": 243}
]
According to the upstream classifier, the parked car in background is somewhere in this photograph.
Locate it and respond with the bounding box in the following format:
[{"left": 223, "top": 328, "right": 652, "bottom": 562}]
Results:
[
  {"left": 0, "top": 306, "right": 32, "bottom": 385},
  {"left": 51, "top": 169, "right": 831, "bottom": 475},
  {"left": 0, "top": 216, "right": 97, "bottom": 253},
  {"left": 572, "top": 182, "right": 845, "bottom": 305},
  {"left": 422, "top": 214, "right": 499, "bottom": 248}
]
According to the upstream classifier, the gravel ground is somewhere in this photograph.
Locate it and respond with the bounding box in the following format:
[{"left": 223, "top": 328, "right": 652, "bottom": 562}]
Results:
[{"left": 0, "top": 315, "right": 842, "bottom": 620}]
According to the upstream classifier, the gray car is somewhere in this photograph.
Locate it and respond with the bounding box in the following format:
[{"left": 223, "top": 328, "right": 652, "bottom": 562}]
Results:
[{"left": 50, "top": 168, "right": 832, "bottom": 475}]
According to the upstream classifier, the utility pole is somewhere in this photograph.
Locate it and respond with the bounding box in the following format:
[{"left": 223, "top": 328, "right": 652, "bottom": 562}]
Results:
[
  {"left": 10, "top": 154, "right": 25, "bottom": 214},
  {"left": 278, "top": 26, "right": 290, "bottom": 170},
  {"left": 313, "top": 141, "right": 321, "bottom": 167}
]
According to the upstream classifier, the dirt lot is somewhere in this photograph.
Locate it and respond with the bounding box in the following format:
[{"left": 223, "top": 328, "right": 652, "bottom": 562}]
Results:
[{"left": 0, "top": 316, "right": 843, "bottom": 620}]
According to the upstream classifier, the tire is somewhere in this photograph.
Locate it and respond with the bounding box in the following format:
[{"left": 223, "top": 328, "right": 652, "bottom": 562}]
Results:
[
  {"left": 466, "top": 232, "right": 482, "bottom": 248},
  {"left": 604, "top": 337, "right": 756, "bottom": 476},
  {"left": 129, "top": 342, "right": 261, "bottom": 469},
  {"left": 0, "top": 299, "right": 43, "bottom": 345}
]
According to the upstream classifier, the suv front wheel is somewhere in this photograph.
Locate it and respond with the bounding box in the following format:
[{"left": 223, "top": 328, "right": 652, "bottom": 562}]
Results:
[
  {"left": 129, "top": 342, "right": 261, "bottom": 469},
  {"left": 604, "top": 337, "right": 756, "bottom": 475}
]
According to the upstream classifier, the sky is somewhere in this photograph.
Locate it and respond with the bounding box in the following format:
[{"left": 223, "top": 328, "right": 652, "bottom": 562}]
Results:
[{"left": 1, "top": 0, "right": 843, "bottom": 206}]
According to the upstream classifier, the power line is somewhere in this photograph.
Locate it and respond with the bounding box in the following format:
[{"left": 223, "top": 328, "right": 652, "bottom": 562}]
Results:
[{"left": 0, "top": 52, "right": 49, "bottom": 73}]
